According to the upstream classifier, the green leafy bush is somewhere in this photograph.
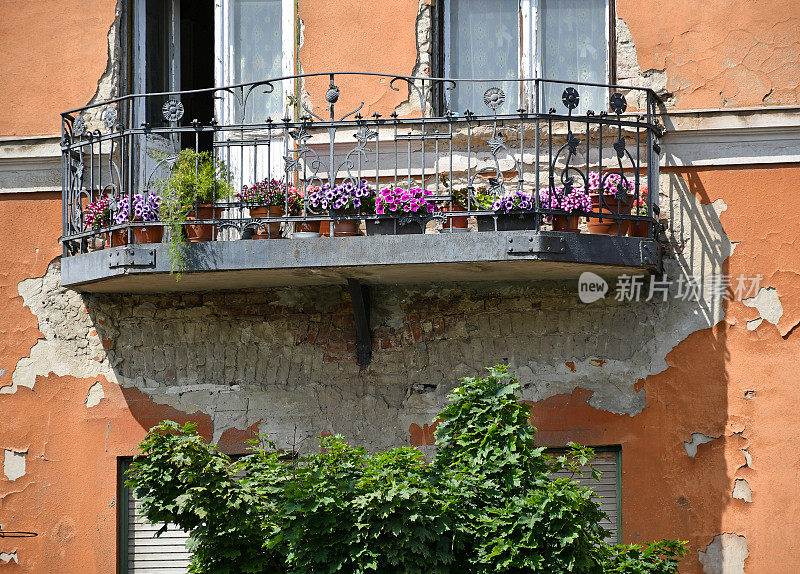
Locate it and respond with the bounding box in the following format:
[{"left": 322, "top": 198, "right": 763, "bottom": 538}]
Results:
[
  {"left": 128, "top": 366, "right": 685, "bottom": 573},
  {"left": 158, "top": 149, "right": 233, "bottom": 277}
]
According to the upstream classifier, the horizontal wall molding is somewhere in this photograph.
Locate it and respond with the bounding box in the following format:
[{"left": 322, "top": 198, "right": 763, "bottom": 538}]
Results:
[
  {"left": 660, "top": 107, "right": 800, "bottom": 167},
  {"left": 0, "top": 136, "right": 62, "bottom": 194},
  {"left": 2, "top": 107, "right": 800, "bottom": 194}
]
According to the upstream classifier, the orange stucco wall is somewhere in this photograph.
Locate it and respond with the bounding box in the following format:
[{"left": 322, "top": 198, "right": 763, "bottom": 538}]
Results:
[
  {"left": 525, "top": 165, "right": 800, "bottom": 572},
  {"left": 0, "top": 0, "right": 118, "bottom": 137},
  {"left": 2, "top": 1, "right": 800, "bottom": 572},
  {"left": 297, "top": 0, "right": 425, "bottom": 118},
  {"left": 2, "top": 166, "right": 800, "bottom": 572},
  {"left": 617, "top": 0, "right": 800, "bottom": 109},
  {"left": 3, "top": 0, "right": 799, "bottom": 137}
]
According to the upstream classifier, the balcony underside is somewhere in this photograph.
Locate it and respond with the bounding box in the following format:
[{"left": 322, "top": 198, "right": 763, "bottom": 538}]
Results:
[{"left": 61, "top": 231, "right": 661, "bottom": 293}]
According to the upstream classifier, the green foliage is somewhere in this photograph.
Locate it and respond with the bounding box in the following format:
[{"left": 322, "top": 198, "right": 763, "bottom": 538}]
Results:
[
  {"left": 157, "top": 150, "right": 233, "bottom": 278},
  {"left": 127, "top": 367, "right": 686, "bottom": 573}
]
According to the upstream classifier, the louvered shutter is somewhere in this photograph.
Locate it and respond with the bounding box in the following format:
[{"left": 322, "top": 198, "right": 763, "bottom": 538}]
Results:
[
  {"left": 126, "top": 488, "right": 191, "bottom": 573},
  {"left": 549, "top": 448, "right": 620, "bottom": 542}
]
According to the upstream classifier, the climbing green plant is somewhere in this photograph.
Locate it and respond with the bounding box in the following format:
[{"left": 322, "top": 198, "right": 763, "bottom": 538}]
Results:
[
  {"left": 157, "top": 149, "right": 233, "bottom": 278},
  {"left": 127, "top": 366, "right": 686, "bottom": 573}
]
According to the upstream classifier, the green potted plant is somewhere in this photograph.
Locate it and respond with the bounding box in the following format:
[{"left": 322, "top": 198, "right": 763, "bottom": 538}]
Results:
[
  {"left": 160, "top": 149, "right": 232, "bottom": 275},
  {"left": 438, "top": 174, "right": 469, "bottom": 232}
]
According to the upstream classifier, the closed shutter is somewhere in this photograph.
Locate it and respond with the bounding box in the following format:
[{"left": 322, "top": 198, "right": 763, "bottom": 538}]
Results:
[
  {"left": 549, "top": 448, "right": 620, "bottom": 542},
  {"left": 123, "top": 470, "right": 192, "bottom": 574}
]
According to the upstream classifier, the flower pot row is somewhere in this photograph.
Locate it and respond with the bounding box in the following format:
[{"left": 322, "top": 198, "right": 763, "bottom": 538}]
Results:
[{"left": 99, "top": 211, "right": 648, "bottom": 247}]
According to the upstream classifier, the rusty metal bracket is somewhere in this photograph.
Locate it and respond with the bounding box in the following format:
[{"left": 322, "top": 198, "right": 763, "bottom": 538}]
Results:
[
  {"left": 640, "top": 241, "right": 659, "bottom": 266},
  {"left": 108, "top": 247, "right": 156, "bottom": 269},
  {"left": 347, "top": 278, "right": 372, "bottom": 365},
  {"left": 507, "top": 235, "right": 565, "bottom": 255}
]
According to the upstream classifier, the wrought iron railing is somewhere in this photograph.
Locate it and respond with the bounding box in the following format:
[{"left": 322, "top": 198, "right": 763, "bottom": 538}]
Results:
[{"left": 60, "top": 72, "right": 662, "bottom": 256}]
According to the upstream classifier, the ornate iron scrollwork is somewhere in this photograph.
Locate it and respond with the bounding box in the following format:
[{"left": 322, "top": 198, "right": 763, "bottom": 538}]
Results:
[
  {"left": 562, "top": 87, "right": 580, "bottom": 110},
  {"left": 483, "top": 87, "right": 505, "bottom": 112},
  {"left": 162, "top": 100, "right": 184, "bottom": 123},
  {"left": 72, "top": 116, "right": 86, "bottom": 138},
  {"left": 102, "top": 107, "right": 118, "bottom": 130},
  {"left": 548, "top": 88, "right": 588, "bottom": 202}
]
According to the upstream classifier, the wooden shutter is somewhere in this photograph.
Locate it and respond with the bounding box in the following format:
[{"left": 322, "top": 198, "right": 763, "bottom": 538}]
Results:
[
  {"left": 125, "top": 487, "right": 191, "bottom": 573},
  {"left": 549, "top": 448, "right": 620, "bottom": 542}
]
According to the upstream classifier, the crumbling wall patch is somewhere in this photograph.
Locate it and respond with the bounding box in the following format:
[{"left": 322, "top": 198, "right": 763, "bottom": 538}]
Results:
[
  {"left": 698, "top": 533, "right": 748, "bottom": 574},
  {"left": 3, "top": 449, "right": 26, "bottom": 481}
]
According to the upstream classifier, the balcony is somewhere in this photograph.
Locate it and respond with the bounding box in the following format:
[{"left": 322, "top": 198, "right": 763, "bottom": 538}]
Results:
[{"left": 59, "top": 72, "right": 663, "bottom": 293}]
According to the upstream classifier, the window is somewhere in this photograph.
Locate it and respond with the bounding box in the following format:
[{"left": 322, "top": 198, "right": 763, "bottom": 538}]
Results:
[
  {"left": 548, "top": 446, "right": 621, "bottom": 542},
  {"left": 441, "top": 0, "right": 611, "bottom": 114},
  {"left": 119, "top": 448, "right": 620, "bottom": 573},
  {"left": 126, "top": 0, "right": 294, "bottom": 188},
  {"left": 128, "top": 0, "right": 294, "bottom": 127},
  {"left": 119, "top": 460, "right": 191, "bottom": 574}
]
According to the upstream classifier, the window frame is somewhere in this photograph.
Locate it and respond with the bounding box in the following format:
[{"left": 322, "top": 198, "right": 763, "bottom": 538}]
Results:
[
  {"left": 546, "top": 445, "right": 622, "bottom": 543},
  {"left": 214, "top": 0, "right": 296, "bottom": 125},
  {"left": 119, "top": 447, "right": 622, "bottom": 573},
  {"left": 127, "top": 0, "right": 296, "bottom": 122},
  {"left": 440, "top": 0, "right": 616, "bottom": 112}
]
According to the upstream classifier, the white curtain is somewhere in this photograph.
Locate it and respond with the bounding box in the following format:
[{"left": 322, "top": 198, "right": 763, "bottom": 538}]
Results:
[
  {"left": 539, "top": 0, "right": 607, "bottom": 114},
  {"left": 225, "top": 0, "right": 284, "bottom": 124},
  {"left": 448, "top": 0, "right": 519, "bottom": 114},
  {"left": 218, "top": 0, "right": 287, "bottom": 191}
]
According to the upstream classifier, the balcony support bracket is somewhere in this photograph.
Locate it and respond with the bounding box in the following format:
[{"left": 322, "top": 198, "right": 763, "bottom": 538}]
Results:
[
  {"left": 108, "top": 247, "right": 156, "bottom": 269},
  {"left": 640, "top": 241, "right": 660, "bottom": 267},
  {"left": 347, "top": 278, "right": 372, "bottom": 366},
  {"left": 507, "top": 235, "right": 565, "bottom": 255}
]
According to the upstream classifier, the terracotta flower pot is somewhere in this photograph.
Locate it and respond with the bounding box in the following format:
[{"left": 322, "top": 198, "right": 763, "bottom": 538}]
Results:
[
  {"left": 626, "top": 220, "right": 650, "bottom": 238},
  {"left": 186, "top": 204, "right": 217, "bottom": 242},
  {"left": 586, "top": 194, "right": 632, "bottom": 236},
  {"left": 332, "top": 210, "right": 361, "bottom": 237},
  {"left": 105, "top": 229, "right": 128, "bottom": 247},
  {"left": 250, "top": 205, "right": 284, "bottom": 238},
  {"left": 296, "top": 220, "right": 321, "bottom": 234},
  {"left": 441, "top": 204, "right": 469, "bottom": 230},
  {"left": 133, "top": 224, "right": 164, "bottom": 244},
  {"left": 552, "top": 213, "right": 581, "bottom": 232}
]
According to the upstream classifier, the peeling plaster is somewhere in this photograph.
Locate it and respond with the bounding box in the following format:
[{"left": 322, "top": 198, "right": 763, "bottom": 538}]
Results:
[
  {"left": 746, "top": 318, "right": 763, "bottom": 330},
  {"left": 741, "top": 448, "right": 752, "bottom": 468},
  {"left": 83, "top": 0, "right": 122, "bottom": 130},
  {"left": 615, "top": 17, "right": 673, "bottom": 107},
  {"left": 0, "top": 552, "right": 18, "bottom": 564},
  {"left": 684, "top": 433, "right": 719, "bottom": 458},
  {"left": 732, "top": 478, "right": 752, "bottom": 502},
  {"left": 699, "top": 533, "right": 748, "bottom": 574},
  {"left": 85, "top": 381, "right": 105, "bottom": 408},
  {"left": 3, "top": 449, "right": 26, "bottom": 481},
  {"left": 5, "top": 263, "right": 117, "bottom": 395},
  {"left": 394, "top": 0, "right": 432, "bottom": 117},
  {"left": 743, "top": 287, "right": 784, "bottom": 327}
]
